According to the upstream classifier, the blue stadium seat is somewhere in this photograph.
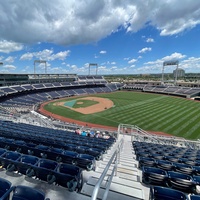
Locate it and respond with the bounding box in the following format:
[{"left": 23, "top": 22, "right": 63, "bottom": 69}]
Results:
[
  {"left": 10, "top": 185, "right": 49, "bottom": 200},
  {"left": 136, "top": 151, "right": 150, "bottom": 161},
  {"left": 76, "top": 146, "right": 89, "bottom": 154},
  {"left": 173, "top": 162, "right": 194, "bottom": 175},
  {"left": 149, "top": 186, "right": 188, "bottom": 200},
  {"left": 142, "top": 166, "right": 168, "bottom": 186},
  {"left": 86, "top": 148, "right": 103, "bottom": 161},
  {"left": 75, "top": 154, "right": 96, "bottom": 171},
  {"left": 138, "top": 157, "right": 155, "bottom": 169},
  {"left": 167, "top": 171, "right": 196, "bottom": 193},
  {"left": 62, "top": 150, "right": 78, "bottom": 164},
  {"left": 164, "top": 156, "right": 179, "bottom": 163},
  {"left": 55, "top": 163, "right": 83, "bottom": 192},
  {"left": 0, "top": 151, "right": 21, "bottom": 170},
  {"left": 193, "top": 166, "right": 200, "bottom": 176},
  {"left": 156, "top": 160, "right": 174, "bottom": 171},
  {"left": 150, "top": 153, "right": 164, "bottom": 160},
  {"left": 26, "top": 159, "right": 58, "bottom": 184},
  {"left": 0, "top": 148, "right": 7, "bottom": 156},
  {"left": 190, "top": 195, "right": 200, "bottom": 200},
  {"left": 0, "top": 177, "right": 12, "bottom": 200},
  {"left": 15, "top": 155, "right": 39, "bottom": 175}
]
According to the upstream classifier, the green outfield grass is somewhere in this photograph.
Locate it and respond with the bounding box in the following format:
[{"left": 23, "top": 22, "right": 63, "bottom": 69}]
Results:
[{"left": 43, "top": 91, "right": 200, "bottom": 139}]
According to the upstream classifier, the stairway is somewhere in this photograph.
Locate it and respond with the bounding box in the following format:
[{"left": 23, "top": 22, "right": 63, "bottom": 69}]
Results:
[{"left": 80, "top": 134, "right": 150, "bottom": 200}]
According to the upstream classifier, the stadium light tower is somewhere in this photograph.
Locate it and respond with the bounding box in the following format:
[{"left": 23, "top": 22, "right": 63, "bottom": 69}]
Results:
[
  {"left": 34, "top": 60, "right": 47, "bottom": 76},
  {"left": 162, "top": 60, "right": 179, "bottom": 85},
  {"left": 89, "top": 63, "right": 98, "bottom": 75}
]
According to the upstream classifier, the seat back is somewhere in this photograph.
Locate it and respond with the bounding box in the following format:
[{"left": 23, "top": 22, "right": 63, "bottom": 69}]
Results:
[
  {"left": 150, "top": 186, "right": 187, "bottom": 200},
  {"left": 0, "top": 178, "right": 11, "bottom": 198},
  {"left": 4, "top": 151, "right": 21, "bottom": 160},
  {"left": 58, "top": 163, "right": 80, "bottom": 176},
  {"left": 20, "top": 155, "right": 39, "bottom": 165},
  {"left": 12, "top": 186, "right": 45, "bottom": 200},
  {"left": 38, "top": 159, "right": 57, "bottom": 170}
]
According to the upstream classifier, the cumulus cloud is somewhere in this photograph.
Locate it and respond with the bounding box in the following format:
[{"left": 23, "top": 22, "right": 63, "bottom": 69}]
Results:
[
  {"left": 0, "top": 1, "right": 199, "bottom": 46},
  {"left": 100, "top": 50, "right": 107, "bottom": 54},
  {"left": 20, "top": 49, "right": 70, "bottom": 61},
  {"left": 124, "top": 57, "right": 130, "bottom": 60},
  {"left": 0, "top": 40, "right": 23, "bottom": 53},
  {"left": 128, "top": 58, "right": 137, "bottom": 64},
  {"left": 3, "top": 64, "right": 16, "bottom": 70},
  {"left": 145, "top": 52, "right": 186, "bottom": 66},
  {"left": 138, "top": 52, "right": 187, "bottom": 73},
  {"left": 138, "top": 47, "right": 152, "bottom": 53},
  {"left": 20, "top": 52, "right": 34, "bottom": 60},
  {"left": 146, "top": 38, "right": 154, "bottom": 43},
  {"left": 4, "top": 56, "right": 15, "bottom": 63},
  {"left": 111, "top": 62, "right": 116, "bottom": 65}
]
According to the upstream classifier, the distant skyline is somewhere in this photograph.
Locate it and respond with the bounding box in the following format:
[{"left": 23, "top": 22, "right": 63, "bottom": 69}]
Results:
[{"left": 0, "top": 0, "right": 200, "bottom": 75}]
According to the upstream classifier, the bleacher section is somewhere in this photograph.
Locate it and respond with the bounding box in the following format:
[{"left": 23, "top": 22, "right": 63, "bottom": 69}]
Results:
[
  {"left": 0, "top": 120, "right": 116, "bottom": 198},
  {"left": 0, "top": 75, "right": 120, "bottom": 113},
  {"left": 124, "top": 84, "right": 200, "bottom": 98}
]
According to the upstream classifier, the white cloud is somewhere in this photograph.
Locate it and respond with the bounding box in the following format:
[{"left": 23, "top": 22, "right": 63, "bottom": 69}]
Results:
[
  {"left": 0, "top": 1, "right": 199, "bottom": 46},
  {"left": 50, "top": 51, "right": 70, "bottom": 61},
  {"left": 128, "top": 58, "right": 137, "bottom": 64},
  {"left": 124, "top": 57, "right": 130, "bottom": 60},
  {"left": 111, "top": 62, "right": 116, "bottom": 65},
  {"left": 145, "top": 52, "right": 186, "bottom": 66},
  {"left": 137, "top": 52, "right": 188, "bottom": 73},
  {"left": 20, "top": 49, "right": 70, "bottom": 61},
  {"left": 4, "top": 56, "right": 15, "bottom": 63},
  {"left": 21, "top": 66, "right": 30, "bottom": 72},
  {"left": 0, "top": 40, "right": 23, "bottom": 53},
  {"left": 3, "top": 64, "right": 16, "bottom": 70},
  {"left": 100, "top": 50, "right": 107, "bottom": 54},
  {"left": 146, "top": 38, "right": 154, "bottom": 43},
  {"left": 20, "top": 52, "right": 33, "bottom": 60},
  {"left": 138, "top": 47, "right": 152, "bottom": 53},
  {"left": 111, "top": 66, "right": 117, "bottom": 69}
]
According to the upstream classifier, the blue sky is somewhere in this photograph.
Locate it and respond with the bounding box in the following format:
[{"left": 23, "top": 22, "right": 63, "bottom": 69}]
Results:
[{"left": 0, "top": 0, "right": 200, "bottom": 75}]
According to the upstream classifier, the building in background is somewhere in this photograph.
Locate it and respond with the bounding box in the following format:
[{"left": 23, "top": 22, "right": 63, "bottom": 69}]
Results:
[{"left": 173, "top": 68, "right": 185, "bottom": 78}]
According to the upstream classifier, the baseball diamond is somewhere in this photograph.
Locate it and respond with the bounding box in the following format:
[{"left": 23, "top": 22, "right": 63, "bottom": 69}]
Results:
[{"left": 39, "top": 91, "right": 200, "bottom": 140}]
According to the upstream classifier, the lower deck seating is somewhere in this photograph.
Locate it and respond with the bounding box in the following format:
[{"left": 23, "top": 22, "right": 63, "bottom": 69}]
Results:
[{"left": 133, "top": 140, "right": 200, "bottom": 196}]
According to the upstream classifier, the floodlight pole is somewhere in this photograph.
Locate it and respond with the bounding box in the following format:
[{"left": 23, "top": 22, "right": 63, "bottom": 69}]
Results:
[
  {"left": 34, "top": 60, "right": 47, "bottom": 76},
  {"left": 174, "top": 63, "right": 179, "bottom": 86},
  {"left": 162, "top": 60, "right": 179, "bottom": 85},
  {"left": 161, "top": 65, "right": 165, "bottom": 85},
  {"left": 89, "top": 63, "right": 98, "bottom": 75}
]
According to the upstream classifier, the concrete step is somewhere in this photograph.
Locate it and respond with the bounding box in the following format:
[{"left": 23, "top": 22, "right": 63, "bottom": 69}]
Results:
[
  {"left": 81, "top": 177, "right": 144, "bottom": 199},
  {"left": 88, "top": 176, "right": 144, "bottom": 189},
  {"left": 97, "top": 163, "right": 138, "bottom": 175},
  {"left": 100, "top": 162, "right": 137, "bottom": 169},
  {"left": 81, "top": 183, "right": 144, "bottom": 200},
  {"left": 95, "top": 167, "right": 139, "bottom": 181}
]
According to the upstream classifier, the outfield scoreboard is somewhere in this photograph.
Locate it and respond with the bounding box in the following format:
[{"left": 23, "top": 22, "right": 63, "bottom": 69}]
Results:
[{"left": 163, "top": 60, "right": 179, "bottom": 66}]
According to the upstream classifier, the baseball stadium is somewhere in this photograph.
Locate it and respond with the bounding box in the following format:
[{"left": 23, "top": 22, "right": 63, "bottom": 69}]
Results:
[{"left": 0, "top": 71, "right": 200, "bottom": 200}]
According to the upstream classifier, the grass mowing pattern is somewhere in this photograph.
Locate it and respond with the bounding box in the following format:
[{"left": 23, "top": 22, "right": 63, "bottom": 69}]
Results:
[{"left": 43, "top": 91, "right": 200, "bottom": 139}]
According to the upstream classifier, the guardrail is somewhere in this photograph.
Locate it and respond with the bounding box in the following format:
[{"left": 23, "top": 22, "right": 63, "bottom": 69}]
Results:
[{"left": 91, "top": 138, "right": 124, "bottom": 200}]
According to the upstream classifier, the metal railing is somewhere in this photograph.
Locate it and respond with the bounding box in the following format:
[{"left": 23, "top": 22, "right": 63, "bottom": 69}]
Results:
[{"left": 91, "top": 138, "right": 124, "bottom": 200}]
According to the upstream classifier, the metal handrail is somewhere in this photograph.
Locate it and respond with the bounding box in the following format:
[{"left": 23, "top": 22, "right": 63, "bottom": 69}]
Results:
[{"left": 91, "top": 138, "right": 124, "bottom": 200}]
